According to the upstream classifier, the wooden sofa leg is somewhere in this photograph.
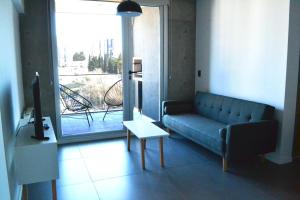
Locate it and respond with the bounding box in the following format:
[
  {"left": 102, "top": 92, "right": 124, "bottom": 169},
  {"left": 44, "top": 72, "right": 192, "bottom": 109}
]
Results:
[
  {"left": 166, "top": 128, "right": 172, "bottom": 137},
  {"left": 259, "top": 154, "right": 266, "bottom": 163},
  {"left": 223, "top": 158, "right": 228, "bottom": 172}
]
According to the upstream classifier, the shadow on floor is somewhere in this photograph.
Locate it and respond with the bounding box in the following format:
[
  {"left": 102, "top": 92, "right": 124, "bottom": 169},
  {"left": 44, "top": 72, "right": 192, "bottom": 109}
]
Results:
[{"left": 28, "top": 134, "right": 300, "bottom": 200}]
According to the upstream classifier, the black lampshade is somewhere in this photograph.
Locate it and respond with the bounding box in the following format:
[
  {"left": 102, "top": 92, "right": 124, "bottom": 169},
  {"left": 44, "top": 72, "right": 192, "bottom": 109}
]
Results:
[{"left": 117, "top": 0, "right": 142, "bottom": 17}]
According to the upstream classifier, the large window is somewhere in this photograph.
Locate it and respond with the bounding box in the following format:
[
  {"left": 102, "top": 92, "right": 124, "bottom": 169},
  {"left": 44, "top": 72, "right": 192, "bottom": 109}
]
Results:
[{"left": 55, "top": 1, "right": 124, "bottom": 136}]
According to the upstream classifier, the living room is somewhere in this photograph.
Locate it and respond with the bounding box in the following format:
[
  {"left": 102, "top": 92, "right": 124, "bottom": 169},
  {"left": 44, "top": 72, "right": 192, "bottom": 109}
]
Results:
[{"left": 1, "top": 0, "right": 300, "bottom": 200}]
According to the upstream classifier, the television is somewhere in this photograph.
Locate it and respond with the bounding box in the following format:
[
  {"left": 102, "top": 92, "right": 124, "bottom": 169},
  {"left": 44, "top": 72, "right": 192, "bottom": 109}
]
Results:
[{"left": 31, "top": 72, "right": 49, "bottom": 140}]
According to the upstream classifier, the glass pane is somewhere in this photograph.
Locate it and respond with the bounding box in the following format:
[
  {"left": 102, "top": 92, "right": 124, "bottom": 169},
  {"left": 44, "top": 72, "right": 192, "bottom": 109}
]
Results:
[{"left": 55, "top": 1, "right": 124, "bottom": 136}]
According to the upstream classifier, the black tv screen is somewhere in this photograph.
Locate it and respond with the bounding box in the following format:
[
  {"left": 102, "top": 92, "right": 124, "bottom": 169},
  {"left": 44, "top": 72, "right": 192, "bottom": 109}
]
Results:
[{"left": 32, "top": 72, "right": 47, "bottom": 140}]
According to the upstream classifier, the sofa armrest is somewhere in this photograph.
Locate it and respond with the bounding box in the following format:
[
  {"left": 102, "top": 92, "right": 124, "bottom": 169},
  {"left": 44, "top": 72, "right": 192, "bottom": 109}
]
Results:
[
  {"left": 225, "top": 120, "right": 278, "bottom": 160},
  {"left": 162, "top": 100, "right": 193, "bottom": 115}
]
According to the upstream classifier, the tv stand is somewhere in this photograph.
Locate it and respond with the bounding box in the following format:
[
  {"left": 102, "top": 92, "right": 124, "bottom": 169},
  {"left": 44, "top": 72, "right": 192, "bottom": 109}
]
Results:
[
  {"left": 31, "top": 135, "right": 50, "bottom": 141},
  {"left": 15, "top": 117, "right": 58, "bottom": 200},
  {"left": 28, "top": 117, "right": 46, "bottom": 124}
]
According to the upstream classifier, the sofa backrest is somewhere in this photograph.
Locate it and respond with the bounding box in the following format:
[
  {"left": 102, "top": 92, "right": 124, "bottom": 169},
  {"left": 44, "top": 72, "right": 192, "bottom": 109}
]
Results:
[{"left": 194, "top": 92, "right": 275, "bottom": 124}]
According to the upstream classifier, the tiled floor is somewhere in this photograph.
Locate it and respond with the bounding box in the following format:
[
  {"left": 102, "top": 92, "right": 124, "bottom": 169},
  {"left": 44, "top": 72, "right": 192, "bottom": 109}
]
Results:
[{"left": 28, "top": 134, "right": 300, "bottom": 200}]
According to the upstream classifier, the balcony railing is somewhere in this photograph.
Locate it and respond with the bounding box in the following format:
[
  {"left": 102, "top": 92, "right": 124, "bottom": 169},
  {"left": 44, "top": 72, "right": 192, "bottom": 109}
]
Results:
[{"left": 59, "top": 73, "right": 122, "bottom": 113}]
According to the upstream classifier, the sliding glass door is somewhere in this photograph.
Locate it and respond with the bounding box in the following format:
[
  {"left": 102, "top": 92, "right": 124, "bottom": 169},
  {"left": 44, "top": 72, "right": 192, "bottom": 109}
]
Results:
[
  {"left": 55, "top": 1, "right": 125, "bottom": 141},
  {"left": 53, "top": 0, "right": 168, "bottom": 143}
]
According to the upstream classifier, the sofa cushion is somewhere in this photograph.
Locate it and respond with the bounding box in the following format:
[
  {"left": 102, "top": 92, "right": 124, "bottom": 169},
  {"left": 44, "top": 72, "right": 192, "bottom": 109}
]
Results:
[
  {"left": 163, "top": 114, "right": 226, "bottom": 155},
  {"left": 194, "top": 92, "right": 274, "bottom": 124}
]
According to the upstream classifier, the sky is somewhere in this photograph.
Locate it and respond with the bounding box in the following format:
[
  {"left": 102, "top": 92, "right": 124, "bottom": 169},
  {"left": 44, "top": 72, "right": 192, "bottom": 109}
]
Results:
[{"left": 55, "top": 0, "right": 122, "bottom": 62}]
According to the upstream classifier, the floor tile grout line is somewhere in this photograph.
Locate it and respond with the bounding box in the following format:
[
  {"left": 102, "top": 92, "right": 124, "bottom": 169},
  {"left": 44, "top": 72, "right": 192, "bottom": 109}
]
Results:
[
  {"left": 58, "top": 145, "right": 101, "bottom": 198},
  {"left": 56, "top": 179, "right": 93, "bottom": 188},
  {"left": 80, "top": 146, "right": 145, "bottom": 180},
  {"left": 75, "top": 142, "right": 140, "bottom": 199},
  {"left": 31, "top": 135, "right": 300, "bottom": 200},
  {"left": 75, "top": 138, "right": 147, "bottom": 159},
  {"left": 60, "top": 136, "right": 216, "bottom": 197},
  {"left": 80, "top": 153, "right": 102, "bottom": 200},
  {"left": 163, "top": 167, "right": 196, "bottom": 200},
  {"left": 91, "top": 170, "right": 144, "bottom": 183},
  {"left": 57, "top": 156, "right": 91, "bottom": 188},
  {"left": 78, "top": 144, "right": 144, "bottom": 200},
  {"left": 76, "top": 139, "right": 147, "bottom": 185},
  {"left": 74, "top": 141, "right": 214, "bottom": 181},
  {"left": 56, "top": 181, "right": 103, "bottom": 200},
  {"left": 83, "top": 151, "right": 207, "bottom": 184},
  {"left": 91, "top": 180, "right": 102, "bottom": 200}
]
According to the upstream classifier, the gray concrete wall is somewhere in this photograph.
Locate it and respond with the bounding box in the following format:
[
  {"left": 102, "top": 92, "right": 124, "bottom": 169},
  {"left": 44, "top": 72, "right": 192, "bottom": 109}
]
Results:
[
  {"left": 20, "top": 0, "right": 57, "bottom": 130},
  {"left": 292, "top": 1, "right": 300, "bottom": 157},
  {"left": 168, "top": 0, "right": 196, "bottom": 101},
  {"left": 282, "top": 0, "right": 300, "bottom": 160}
]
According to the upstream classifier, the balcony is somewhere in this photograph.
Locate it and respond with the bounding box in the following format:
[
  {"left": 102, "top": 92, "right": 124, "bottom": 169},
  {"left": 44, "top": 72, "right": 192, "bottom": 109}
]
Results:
[{"left": 59, "top": 72, "right": 124, "bottom": 136}]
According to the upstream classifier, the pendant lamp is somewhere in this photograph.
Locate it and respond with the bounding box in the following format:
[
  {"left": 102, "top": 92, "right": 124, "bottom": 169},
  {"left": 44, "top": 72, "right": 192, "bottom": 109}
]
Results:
[{"left": 117, "top": 0, "right": 142, "bottom": 17}]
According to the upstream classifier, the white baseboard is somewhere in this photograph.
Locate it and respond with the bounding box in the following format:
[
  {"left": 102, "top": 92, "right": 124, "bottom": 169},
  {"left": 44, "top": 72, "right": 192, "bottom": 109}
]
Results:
[
  {"left": 58, "top": 131, "right": 126, "bottom": 144},
  {"left": 266, "top": 152, "right": 293, "bottom": 164}
]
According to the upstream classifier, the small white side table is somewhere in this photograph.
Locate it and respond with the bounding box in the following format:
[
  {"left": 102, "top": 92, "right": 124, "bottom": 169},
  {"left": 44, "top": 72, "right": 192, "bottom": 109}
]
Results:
[
  {"left": 123, "top": 120, "right": 169, "bottom": 169},
  {"left": 15, "top": 117, "right": 58, "bottom": 200}
]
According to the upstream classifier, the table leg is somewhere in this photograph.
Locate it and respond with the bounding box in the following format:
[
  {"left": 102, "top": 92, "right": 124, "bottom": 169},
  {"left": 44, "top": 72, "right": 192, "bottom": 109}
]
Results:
[
  {"left": 159, "top": 137, "right": 164, "bottom": 167},
  {"left": 52, "top": 180, "right": 57, "bottom": 200},
  {"left": 127, "top": 129, "right": 131, "bottom": 152},
  {"left": 140, "top": 139, "right": 145, "bottom": 170},
  {"left": 144, "top": 139, "right": 146, "bottom": 150}
]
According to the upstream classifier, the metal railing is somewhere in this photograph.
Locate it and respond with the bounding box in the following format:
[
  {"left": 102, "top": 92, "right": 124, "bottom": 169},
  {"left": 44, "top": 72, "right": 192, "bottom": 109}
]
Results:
[
  {"left": 58, "top": 73, "right": 123, "bottom": 113},
  {"left": 59, "top": 73, "right": 121, "bottom": 76}
]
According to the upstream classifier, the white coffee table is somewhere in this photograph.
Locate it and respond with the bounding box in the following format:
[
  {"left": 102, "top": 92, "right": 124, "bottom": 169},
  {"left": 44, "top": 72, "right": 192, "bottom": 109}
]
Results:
[{"left": 123, "top": 120, "right": 169, "bottom": 169}]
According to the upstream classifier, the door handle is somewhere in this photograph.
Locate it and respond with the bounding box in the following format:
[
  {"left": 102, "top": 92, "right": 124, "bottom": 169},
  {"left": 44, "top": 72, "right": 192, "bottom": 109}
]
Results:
[
  {"left": 128, "top": 70, "right": 141, "bottom": 75},
  {"left": 128, "top": 70, "right": 141, "bottom": 80}
]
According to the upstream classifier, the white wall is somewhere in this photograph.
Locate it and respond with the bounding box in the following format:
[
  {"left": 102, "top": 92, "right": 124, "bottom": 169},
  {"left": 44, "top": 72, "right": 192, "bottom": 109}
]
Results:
[
  {"left": 0, "top": 0, "right": 25, "bottom": 199},
  {"left": 195, "top": 0, "right": 295, "bottom": 163},
  {"left": 0, "top": 112, "right": 10, "bottom": 200}
]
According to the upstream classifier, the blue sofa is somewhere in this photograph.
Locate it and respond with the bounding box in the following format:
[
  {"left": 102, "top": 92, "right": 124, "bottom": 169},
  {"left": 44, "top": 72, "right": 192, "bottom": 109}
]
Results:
[{"left": 162, "top": 92, "right": 277, "bottom": 171}]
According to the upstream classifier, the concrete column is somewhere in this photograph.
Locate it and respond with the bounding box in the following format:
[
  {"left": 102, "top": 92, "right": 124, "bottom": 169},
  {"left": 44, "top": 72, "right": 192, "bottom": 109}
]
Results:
[{"left": 20, "top": 0, "right": 57, "bottom": 130}]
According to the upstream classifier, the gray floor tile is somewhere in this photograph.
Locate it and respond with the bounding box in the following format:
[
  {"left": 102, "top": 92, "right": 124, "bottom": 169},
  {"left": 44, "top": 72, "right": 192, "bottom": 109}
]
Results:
[
  {"left": 84, "top": 151, "right": 142, "bottom": 181},
  {"left": 131, "top": 136, "right": 214, "bottom": 169},
  {"left": 57, "top": 182, "right": 99, "bottom": 200},
  {"left": 78, "top": 138, "right": 128, "bottom": 159},
  {"left": 166, "top": 164, "right": 276, "bottom": 200},
  {"left": 58, "top": 144, "right": 82, "bottom": 161},
  {"left": 28, "top": 135, "right": 300, "bottom": 200},
  {"left": 57, "top": 159, "right": 91, "bottom": 186},
  {"left": 94, "top": 173, "right": 184, "bottom": 200}
]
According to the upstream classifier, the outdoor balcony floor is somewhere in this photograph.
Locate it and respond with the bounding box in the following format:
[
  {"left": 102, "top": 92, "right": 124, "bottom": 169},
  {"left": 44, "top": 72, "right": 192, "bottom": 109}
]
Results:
[
  {"left": 61, "top": 111, "right": 124, "bottom": 136},
  {"left": 61, "top": 109, "right": 149, "bottom": 136}
]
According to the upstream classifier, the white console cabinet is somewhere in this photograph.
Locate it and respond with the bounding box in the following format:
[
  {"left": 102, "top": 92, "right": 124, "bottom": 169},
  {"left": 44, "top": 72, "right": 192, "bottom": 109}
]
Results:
[{"left": 15, "top": 117, "right": 58, "bottom": 200}]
